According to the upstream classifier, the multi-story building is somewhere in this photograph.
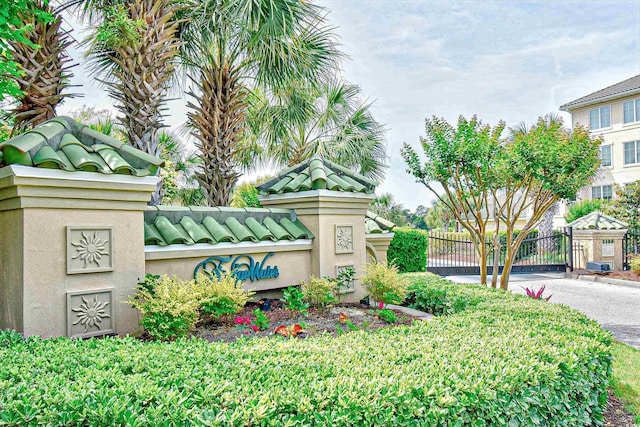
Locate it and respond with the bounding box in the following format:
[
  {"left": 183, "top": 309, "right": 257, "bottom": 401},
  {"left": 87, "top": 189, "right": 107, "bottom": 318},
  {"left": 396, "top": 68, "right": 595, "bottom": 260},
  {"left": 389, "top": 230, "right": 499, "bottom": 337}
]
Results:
[{"left": 557, "top": 74, "right": 640, "bottom": 225}]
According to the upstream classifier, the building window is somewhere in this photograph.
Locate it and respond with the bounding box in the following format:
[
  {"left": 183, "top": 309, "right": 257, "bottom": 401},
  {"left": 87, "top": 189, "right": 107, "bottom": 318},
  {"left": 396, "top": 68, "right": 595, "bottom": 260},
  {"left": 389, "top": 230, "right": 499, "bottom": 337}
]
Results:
[
  {"left": 623, "top": 140, "right": 640, "bottom": 165},
  {"left": 589, "top": 106, "right": 610, "bottom": 129},
  {"left": 591, "top": 185, "right": 613, "bottom": 200},
  {"left": 623, "top": 99, "right": 640, "bottom": 123},
  {"left": 600, "top": 145, "right": 612, "bottom": 167}
]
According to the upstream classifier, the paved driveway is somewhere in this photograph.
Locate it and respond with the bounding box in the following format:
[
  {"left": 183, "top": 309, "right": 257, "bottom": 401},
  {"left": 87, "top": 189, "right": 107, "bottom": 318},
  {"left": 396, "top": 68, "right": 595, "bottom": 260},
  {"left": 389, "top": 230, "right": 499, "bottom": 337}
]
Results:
[{"left": 446, "top": 273, "right": 640, "bottom": 349}]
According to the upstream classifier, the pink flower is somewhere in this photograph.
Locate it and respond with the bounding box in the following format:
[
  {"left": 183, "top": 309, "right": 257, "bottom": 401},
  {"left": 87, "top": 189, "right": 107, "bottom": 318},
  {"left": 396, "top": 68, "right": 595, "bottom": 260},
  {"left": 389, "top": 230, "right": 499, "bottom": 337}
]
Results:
[
  {"left": 244, "top": 317, "right": 251, "bottom": 325},
  {"left": 244, "top": 331, "right": 249, "bottom": 335},
  {"left": 251, "top": 324, "right": 259, "bottom": 332},
  {"left": 234, "top": 317, "right": 244, "bottom": 325},
  {"left": 378, "top": 302, "right": 385, "bottom": 309}
]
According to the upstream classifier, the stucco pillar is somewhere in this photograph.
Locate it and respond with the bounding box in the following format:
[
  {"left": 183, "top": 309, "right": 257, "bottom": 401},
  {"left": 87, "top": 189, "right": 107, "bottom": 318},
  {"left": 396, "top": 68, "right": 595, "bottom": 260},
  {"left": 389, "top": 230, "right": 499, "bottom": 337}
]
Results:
[
  {"left": 366, "top": 233, "right": 395, "bottom": 264},
  {"left": 573, "top": 229, "right": 627, "bottom": 271},
  {"left": 0, "top": 165, "right": 157, "bottom": 338},
  {"left": 260, "top": 190, "right": 373, "bottom": 301}
]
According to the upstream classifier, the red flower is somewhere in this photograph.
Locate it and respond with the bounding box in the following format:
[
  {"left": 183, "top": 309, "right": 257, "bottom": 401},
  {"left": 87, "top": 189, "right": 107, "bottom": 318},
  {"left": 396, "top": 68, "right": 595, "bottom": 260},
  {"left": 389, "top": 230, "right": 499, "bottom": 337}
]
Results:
[
  {"left": 244, "top": 317, "right": 251, "bottom": 325},
  {"left": 251, "top": 324, "right": 259, "bottom": 332},
  {"left": 378, "top": 302, "right": 385, "bottom": 309},
  {"left": 234, "top": 317, "right": 244, "bottom": 325},
  {"left": 244, "top": 331, "right": 249, "bottom": 335}
]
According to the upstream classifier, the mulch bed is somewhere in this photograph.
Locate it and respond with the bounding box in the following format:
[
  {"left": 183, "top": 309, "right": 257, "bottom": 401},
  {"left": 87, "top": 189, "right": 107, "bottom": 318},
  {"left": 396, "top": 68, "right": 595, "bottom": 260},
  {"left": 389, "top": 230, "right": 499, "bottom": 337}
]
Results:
[
  {"left": 605, "top": 389, "right": 637, "bottom": 426},
  {"left": 191, "top": 300, "right": 417, "bottom": 343}
]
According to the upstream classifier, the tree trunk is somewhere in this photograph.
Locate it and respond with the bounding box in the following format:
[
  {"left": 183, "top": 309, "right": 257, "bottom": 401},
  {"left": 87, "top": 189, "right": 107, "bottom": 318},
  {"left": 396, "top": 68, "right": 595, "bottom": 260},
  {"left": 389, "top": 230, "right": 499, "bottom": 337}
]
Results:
[
  {"left": 187, "top": 56, "right": 246, "bottom": 207},
  {"left": 9, "top": 0, "right": 75, "bottom": 133}
]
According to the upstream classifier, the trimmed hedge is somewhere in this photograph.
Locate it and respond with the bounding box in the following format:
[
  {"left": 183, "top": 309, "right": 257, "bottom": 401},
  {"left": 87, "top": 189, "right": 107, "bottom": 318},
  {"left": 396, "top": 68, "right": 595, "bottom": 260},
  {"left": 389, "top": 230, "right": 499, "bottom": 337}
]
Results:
[
  {"left": 388, "top": 228, "right": 428, "bottom": 272},
  {"left": 0, "top": 275, "right": 611, "bottom": 426}
]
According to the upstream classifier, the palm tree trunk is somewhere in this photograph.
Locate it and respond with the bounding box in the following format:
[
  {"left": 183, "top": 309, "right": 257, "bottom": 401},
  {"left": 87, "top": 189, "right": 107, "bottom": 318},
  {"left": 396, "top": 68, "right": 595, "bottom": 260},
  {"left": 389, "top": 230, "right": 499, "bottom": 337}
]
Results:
[
  {"left": 9, "top": 0, "right": 75, "bottom": 134},
  {"left": 187, "top": 57, "right": 246, "bottom": 207}
]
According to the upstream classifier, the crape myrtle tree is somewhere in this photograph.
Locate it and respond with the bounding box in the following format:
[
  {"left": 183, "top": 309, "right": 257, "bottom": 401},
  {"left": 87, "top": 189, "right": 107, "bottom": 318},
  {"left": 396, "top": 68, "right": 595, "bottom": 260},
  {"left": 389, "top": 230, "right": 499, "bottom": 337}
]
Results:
[
  {"left": 492, "top": 115, "right": 600, "bottom": 289},
  {"left": 402, "top": 115, "right": 504, "bottom": 286},
  {"left": 402, "top": 114, "right": 601, "bottom": 289}
]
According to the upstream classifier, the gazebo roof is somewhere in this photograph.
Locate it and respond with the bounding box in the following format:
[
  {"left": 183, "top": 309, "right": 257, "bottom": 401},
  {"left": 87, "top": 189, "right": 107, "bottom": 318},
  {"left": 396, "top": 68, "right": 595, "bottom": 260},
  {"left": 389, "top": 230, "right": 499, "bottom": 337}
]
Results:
[
  {"left": 568, "top": 211, "right": 628, "bottom": 230},
  {"left": 257, "top": 155, "right": 377, "bottom": 195},
  {"left": 0, "top": 117, "right": 163, "bottom": 176}
]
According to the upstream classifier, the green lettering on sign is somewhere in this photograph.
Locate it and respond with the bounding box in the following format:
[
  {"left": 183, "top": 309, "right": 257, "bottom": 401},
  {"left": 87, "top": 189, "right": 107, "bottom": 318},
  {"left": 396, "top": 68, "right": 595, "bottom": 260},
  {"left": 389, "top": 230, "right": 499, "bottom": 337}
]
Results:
[{"left": 194, "top": 252, "right": 280, "bottom": 282}]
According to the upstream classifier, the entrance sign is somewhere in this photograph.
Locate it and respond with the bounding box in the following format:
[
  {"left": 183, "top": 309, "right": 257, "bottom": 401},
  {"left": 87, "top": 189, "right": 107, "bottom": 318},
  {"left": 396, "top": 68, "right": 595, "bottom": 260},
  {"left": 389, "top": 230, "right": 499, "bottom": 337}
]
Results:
[{"left": 194, "top": 252, "right": 280, "bottom": 282}]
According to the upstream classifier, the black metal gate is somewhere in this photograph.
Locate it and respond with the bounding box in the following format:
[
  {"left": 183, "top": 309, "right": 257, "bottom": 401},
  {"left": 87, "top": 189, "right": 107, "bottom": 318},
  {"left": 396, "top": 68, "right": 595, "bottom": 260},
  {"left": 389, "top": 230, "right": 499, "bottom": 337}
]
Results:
[
  {"left": 427, "top": 228, "right": 572, "bottom": 276},
  {"left": 623, "top": 231, "right": 640, "bottom": 270}
]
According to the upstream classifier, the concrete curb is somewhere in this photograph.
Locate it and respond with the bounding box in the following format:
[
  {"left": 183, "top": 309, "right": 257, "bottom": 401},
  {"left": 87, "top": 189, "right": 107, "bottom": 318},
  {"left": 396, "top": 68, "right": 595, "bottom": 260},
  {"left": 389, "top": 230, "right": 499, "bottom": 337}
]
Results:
[
  {"left": 564, "top": 273, "right": 640, "bottom": 289},
  {"left": 386, "top": 304, "right": 433, "bottom": 321}
]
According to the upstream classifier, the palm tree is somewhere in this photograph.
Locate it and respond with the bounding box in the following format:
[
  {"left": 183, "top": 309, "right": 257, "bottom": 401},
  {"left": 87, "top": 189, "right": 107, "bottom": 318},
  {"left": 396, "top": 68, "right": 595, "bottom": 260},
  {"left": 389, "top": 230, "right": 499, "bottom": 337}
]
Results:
[
  {"left": 370, "top": 193, "right": 407, "bottom": 226},
  {"left": 249, "top": 76, "right": 387, "bottom": 181},
  {"left": 182, "top": 0, "right": 339, "bottom": 206},
  {"left": 8, "top": 1, "right": 75, "bottom": 134},
  {"left": 79, "top": 0, "right": 182, "bottom": 204}
]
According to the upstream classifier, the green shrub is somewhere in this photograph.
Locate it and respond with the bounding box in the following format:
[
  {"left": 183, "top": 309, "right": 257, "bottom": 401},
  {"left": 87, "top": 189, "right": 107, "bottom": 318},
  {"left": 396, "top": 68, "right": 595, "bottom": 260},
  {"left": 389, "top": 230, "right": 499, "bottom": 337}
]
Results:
[
  {"left": 377, "top": 307, "right": 397, "bottom": 323},
  {"left": 565, "top": 199, "right": 610, "bottom": 224},
  {"left": 282, "top": 286, "right": 309, "bottom": 316},
  {"left": 631, "top": 255, "right": 640, "bottom": 274},
  {"left": 128, "top": 275, "right": 201, "bottom": 341},
  {"left": 196, "top": 272, "right": 254, "bottom": 319},
  {"left": 1, "top": 275, "right": 612, "bottom": 426},
  {"left": 300, "top": 276, "right": 337, "bottom": 307},
  {"left": 405, "top": 272, "right": 500, "bottom": 315},
  {"left": 388, "top": 228, "right": 428, "bottom": 272},
  {"left": 361, "top": 262, "right": 409, "bottom": 304}
]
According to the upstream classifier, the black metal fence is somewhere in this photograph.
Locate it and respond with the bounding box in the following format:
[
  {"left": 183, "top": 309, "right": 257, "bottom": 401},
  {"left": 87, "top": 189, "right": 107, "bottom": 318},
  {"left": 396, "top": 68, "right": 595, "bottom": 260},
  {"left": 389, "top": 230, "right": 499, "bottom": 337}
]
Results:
[
  {"left": 623, "top": 231, "right": 640, "bottom": 270},
  {"left": 427, "top": 228, "right": 572, "bottom": 276}
]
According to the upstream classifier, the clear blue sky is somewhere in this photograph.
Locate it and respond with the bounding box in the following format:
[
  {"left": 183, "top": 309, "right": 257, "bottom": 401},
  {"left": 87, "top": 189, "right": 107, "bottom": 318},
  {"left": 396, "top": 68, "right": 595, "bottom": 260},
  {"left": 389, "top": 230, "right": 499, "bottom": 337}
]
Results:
[{"left": 59, "top": 1, "right": 640, "bottom": 210}]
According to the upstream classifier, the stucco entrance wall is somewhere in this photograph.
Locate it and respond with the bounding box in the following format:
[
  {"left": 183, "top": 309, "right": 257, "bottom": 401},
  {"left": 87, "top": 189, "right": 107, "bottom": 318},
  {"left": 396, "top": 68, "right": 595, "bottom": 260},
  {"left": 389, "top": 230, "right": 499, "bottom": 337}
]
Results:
[
  {"left": 0, "top": 165, "right": 156, "bottom": 338},
  {"left": 145, "top": 241, "right": 312, "bottom": 295},
  {"left": 260, "top": 190, "right": 373, "bottom": 302}
]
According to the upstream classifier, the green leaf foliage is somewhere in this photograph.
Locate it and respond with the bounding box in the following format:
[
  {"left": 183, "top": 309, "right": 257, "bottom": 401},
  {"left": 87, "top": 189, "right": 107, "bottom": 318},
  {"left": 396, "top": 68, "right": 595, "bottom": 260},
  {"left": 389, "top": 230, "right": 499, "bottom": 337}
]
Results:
[
  {"left": 361, "top": 262, "right": 409, "bottom": 305},
  {"left": 388, "top": 228, "right": 428, "bottom": 273},
  {"left": 0, "top": 273, "right": 611, "bottom": 426},
  {"left": 565, "top": 199, "right": 610, "bottom": 224}
]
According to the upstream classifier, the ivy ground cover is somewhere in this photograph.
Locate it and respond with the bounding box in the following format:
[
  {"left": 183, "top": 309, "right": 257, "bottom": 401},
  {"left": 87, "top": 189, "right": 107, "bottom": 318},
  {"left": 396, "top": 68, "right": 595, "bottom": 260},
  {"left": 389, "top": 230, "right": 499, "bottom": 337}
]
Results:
[{"left": 0, "top": 275, "right": 611, "bottom": 426}]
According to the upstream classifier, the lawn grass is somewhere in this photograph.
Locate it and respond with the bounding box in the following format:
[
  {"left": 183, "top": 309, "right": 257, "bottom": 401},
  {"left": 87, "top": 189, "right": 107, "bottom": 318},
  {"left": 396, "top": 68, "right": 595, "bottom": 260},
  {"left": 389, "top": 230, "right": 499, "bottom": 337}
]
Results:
[{"left": 611, "top": 341, "right": 640, "bottom": 424}]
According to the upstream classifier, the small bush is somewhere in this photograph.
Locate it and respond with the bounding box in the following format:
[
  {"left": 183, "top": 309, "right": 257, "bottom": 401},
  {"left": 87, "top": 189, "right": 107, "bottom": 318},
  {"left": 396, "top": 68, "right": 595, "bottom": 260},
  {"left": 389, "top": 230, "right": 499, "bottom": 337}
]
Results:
[
  {"left": 300, "top": 276, "right": 337, "bottom": 307},
  {"left": 565, "top": 199, "right": 610, "bottom": 224},
  {"left": 195, "top": 272, "right": 254, "bottom": 319},
  {"left": 128, "top": 275, "right": 201, "bottom": 341},
  {"left": 377, "top": 307, "right": 397, "bottom": 323},
  {"left": 631, "top": 255, "right": 640, "bottom": 274},
  {"left": 282, "top": 286, "right": 309, "bottom": 316},
  {"left": 361, "top": 262, "right": 409, "bottom": 304},
  {"left": 388, "top": 228, "right": 428, "bottom": 272}
]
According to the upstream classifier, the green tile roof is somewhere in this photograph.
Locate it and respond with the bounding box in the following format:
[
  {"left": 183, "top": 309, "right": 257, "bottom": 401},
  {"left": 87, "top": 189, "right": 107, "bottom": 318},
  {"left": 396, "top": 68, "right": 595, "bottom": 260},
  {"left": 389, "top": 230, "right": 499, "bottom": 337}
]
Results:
[
  {"left": 257, "top": 155, "right": 378, "bottom": 195},
  {"left": 568, "top": 211, "right": 628, "bottom": 230},
  {"left": 365, "top": 211, "right": 396, "bottom": 234},
  {"left": 0, "top": 117, "right": 163, "bottom": 176},
  {"left": 144, "top": 206, "right": 314, "bottom": 246}
]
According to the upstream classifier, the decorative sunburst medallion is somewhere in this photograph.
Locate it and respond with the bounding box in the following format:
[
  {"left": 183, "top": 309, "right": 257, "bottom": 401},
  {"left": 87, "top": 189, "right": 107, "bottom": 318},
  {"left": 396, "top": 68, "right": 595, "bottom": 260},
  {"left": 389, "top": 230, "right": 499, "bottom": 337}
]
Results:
[
  {"left": 335, "top": 225, "right": 353, "bottom": 253},
  {"left": 71, "top": 295, "right": 110, "bottom": 332},
  {"left": 71, "top": 231, "right": 109, "bottom": 267}
]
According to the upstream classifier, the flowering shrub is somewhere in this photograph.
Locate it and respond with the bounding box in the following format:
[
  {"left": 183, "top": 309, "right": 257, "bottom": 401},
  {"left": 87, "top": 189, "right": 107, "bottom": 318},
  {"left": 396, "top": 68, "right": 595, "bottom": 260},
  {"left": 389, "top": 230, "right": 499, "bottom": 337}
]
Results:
[{"left": 234, "top": 316, "right": 259, "bottom": 335}]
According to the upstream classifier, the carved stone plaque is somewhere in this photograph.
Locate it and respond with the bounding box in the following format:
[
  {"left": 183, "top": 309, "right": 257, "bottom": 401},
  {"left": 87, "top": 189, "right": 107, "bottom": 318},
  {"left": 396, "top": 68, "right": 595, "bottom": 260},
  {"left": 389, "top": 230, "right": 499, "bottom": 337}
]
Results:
[
  {"left": 336, "top": 264, "right": 355, "bottom": 293},
  {"left": 335, "top": 224, "right": 354, "bottom": 254},
  {"left": 67, "top": 226, "right": 113, "bottom": 274},
  {"left": 67, "top": 289, "right": 115, "bottom": 338}
]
